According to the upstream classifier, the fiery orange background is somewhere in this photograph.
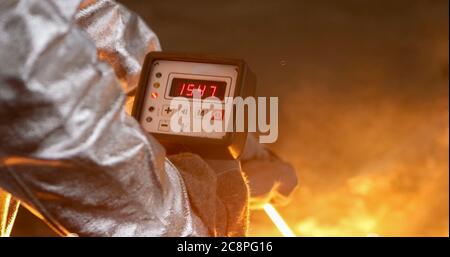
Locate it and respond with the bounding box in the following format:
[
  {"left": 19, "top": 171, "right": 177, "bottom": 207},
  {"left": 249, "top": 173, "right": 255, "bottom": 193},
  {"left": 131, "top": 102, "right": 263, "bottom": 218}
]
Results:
[
  {"left": 121, "top": 0, "right": 450, "bottom": 237},
  {"left": 10, "top": 0, "right": 449, "bottom": 236}
]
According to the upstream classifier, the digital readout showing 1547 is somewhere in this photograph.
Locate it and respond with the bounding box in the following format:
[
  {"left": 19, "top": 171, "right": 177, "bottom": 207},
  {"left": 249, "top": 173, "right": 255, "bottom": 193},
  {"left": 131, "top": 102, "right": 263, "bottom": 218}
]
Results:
[{"left": 169, "top": 78, "right": 227, "bottom": 100}]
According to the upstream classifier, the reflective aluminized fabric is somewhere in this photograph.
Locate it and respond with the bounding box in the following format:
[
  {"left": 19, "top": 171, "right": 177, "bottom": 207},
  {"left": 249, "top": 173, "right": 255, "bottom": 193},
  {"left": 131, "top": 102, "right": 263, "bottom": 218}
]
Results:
[
  {"left": 0, "top": 0, "right": 211, "bottom": 236},
  {"left": 76, "top": 0, "right": 161, "bottom": 94},
  {"left": 0, "top": 189, "right": 19, "bottom": 237}
]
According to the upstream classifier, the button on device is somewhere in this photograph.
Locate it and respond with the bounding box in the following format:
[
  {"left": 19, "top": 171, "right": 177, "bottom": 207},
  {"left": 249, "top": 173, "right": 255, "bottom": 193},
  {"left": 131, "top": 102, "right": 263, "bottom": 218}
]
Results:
[
  {"left": 146, "top": 117, "right": 153, "bottom": 123},
  {"left": 195, "top": 108, "right": 209, "bottom": 118},
  {"left": 158, "top": 120, "right": 170, "bottom": 132},
  {"left": 148, "top": 106, "right": 155, "bottom": 112},
  {"left": 162, "top": 105, "right": 175, "bottom": 117},
  {"left": 212, "top": 109, "right": 224, "bottom": 120},
  {"left": 180, "top": 108, "right": 189, "bottom": 115}
]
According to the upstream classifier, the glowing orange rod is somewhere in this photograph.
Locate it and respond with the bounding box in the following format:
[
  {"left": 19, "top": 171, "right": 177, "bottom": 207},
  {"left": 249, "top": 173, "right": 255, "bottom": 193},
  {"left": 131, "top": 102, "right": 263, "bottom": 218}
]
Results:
[{"left": 263, "top": 203, "right": 296, "bottom": 237}]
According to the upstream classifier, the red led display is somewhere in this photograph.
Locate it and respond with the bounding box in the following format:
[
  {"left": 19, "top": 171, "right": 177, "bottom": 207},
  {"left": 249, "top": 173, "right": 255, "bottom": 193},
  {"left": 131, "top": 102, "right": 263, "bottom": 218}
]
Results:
[{"left": 169, "top": 78, "right": 227, "bottom": 100}]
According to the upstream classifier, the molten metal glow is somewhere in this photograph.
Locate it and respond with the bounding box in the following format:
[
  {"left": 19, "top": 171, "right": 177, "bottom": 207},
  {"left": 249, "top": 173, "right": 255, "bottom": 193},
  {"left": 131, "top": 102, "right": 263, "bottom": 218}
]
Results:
[{"left": 263, "top": 204, "right": 296, "bottom": 237}]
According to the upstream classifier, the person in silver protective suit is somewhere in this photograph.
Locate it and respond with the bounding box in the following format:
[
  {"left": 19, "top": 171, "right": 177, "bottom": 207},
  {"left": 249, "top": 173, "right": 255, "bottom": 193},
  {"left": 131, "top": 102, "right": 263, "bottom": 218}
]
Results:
[{"left": 0, "top": 0, "right": 297, "bottom": 237}]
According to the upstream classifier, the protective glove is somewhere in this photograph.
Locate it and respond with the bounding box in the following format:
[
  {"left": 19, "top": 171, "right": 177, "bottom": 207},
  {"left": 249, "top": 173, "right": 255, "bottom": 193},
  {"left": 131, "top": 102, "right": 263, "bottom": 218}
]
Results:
[
  {"left": 168, "top": 154, "right": 249, "bottom": 236},
  {"left": 240, "top": 135, "right": 298, "bottom": 209}
]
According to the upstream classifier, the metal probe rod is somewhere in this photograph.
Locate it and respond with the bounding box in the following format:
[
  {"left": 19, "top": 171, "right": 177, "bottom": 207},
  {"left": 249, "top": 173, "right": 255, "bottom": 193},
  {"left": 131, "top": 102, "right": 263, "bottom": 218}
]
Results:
[{"left": 263, "top": 203, "right": 296, "bottom": 237}]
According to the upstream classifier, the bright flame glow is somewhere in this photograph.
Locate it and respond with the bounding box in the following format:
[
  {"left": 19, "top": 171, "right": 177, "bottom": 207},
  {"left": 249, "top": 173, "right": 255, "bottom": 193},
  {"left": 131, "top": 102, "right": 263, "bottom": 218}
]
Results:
[
  {"left": 0, "top": 190, "right": 20, "bottom": 237},
  {"left": 263, "top": 204, "right": 296, "bottom": 237}
]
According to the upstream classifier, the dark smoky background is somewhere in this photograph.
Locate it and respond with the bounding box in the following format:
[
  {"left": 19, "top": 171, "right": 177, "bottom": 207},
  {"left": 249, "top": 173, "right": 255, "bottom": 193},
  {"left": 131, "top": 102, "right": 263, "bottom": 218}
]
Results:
[{"left": 12, "top": 0, "right": 448, "bottom": 236}]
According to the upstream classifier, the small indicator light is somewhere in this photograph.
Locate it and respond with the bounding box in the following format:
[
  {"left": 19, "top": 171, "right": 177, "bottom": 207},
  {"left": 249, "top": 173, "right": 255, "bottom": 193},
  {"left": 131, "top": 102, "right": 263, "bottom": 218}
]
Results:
[{"left": 151, "top": 92, "right": 158, "bottom": 99}]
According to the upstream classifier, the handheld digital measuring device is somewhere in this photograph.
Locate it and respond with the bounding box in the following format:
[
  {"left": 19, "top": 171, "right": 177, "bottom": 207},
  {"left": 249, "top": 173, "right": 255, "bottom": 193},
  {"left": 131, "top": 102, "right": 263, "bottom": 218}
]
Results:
[{"left": 132, "top": 52, "right": 256, "bottom": 159}]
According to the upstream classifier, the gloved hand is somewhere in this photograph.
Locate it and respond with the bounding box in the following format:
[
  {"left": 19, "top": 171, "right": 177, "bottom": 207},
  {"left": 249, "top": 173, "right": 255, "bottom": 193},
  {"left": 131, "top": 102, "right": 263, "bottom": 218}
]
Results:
[
  {"left": 240, "top": 135, "right": 298, "bottom": 209},
  {"left": 242, "top": 153, "right": 298, "bottom": 209},
  {"left": 168, "top": 154, "right": 249, "bottom": 236}
]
